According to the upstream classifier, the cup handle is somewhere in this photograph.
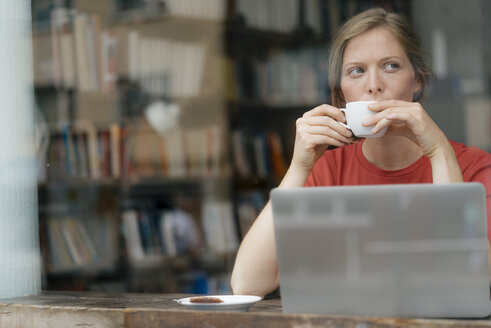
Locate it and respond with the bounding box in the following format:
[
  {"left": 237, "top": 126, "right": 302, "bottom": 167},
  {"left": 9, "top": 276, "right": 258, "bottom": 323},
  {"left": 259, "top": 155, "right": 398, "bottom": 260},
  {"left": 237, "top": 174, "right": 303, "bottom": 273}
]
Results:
[{"left": 339, "top": 108, "right": 350, "bottom": 129}]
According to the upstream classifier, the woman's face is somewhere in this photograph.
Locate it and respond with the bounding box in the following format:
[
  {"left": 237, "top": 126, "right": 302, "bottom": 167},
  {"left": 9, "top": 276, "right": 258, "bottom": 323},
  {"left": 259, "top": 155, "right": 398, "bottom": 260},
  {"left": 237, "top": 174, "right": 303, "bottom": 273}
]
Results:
[{"left": 340, "top": 26, "right": 421, "bottom": 103}]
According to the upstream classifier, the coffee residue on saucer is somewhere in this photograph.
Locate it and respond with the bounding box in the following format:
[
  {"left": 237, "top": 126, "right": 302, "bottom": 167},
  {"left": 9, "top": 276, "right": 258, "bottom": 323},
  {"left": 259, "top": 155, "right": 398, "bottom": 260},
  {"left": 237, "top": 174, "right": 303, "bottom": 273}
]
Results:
[{"left": 189, "top": 296, "right": 224, "bottom": 303}]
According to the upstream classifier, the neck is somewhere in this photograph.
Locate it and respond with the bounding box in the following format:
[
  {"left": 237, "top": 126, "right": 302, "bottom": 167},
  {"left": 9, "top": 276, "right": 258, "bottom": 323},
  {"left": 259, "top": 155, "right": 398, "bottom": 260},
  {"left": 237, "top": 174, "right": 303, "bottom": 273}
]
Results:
[{"left": 362, "top": 136, "right": 423, "bottom": 170}]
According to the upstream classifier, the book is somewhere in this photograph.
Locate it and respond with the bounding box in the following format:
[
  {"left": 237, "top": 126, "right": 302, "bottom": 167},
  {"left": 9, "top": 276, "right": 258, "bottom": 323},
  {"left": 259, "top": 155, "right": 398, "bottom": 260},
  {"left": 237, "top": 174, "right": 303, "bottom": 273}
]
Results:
[
  {"left": 160, "top": 211, "right": 177, "bottom": 256},
  {"left": 187, "top": 43, "right": 203, "bottom": 97},
  {"left": 32, "top": 34, "right": 54, "bottom": 86},
  {"left": 126, "top": 31, "right": 207, "bottom": 99},
  {"left": 166, "top": 0, "right": 226, "bottom": 21},
  {"left": 220, "top": 202, "right": 239, "bottom": 252},
  {"left": 128, "top": 30, "right": 139, "bottom": 81},
  {"left": 98, "top": 129, "right": 111, "bottom": 178},
  {"left": 201, "top": 200, "right": 238, "bottom": 254},
  {"left": 252, "top": 130, "right": 271, "bottom": 178},
  {"left": 91, "top": 14, "right": 104, "bottom": 91},
  {"left": 101, "top": 30, "right": 118, "bottom": 92},
  {"left": 74, "top": 219, "right": 98, "bottom": 261},
  {"left": 64, "top": 218, "right": 92, "bottom": 264},
  {"left": 138, "top": 211, "right": 160, "bottom": 255},
  {"left": 71, "top": 132, "right": 82, "bottom": 178},
  {"left": 58, "top": 218, "right": 84, "bottom": 266},
  {"left": 128, "top": 120, "right": 161, "bottom": 178},
  {"left": 61, "top": 124, "right": 74, "bottom": 176},
  {"left": 59, "top": 32, "right": 76, "bottom": 88},
  {"left": 74, "top": 120, "right": 101, "bottom": 179},
  {"left": 201, "top": 199, "right": 226, "bottom": 254},
  {"left": 47, "top": 219, "right": 73, "bottom": 270},
  {"left": 73, "top": 13, "right": 90, "bottom": 91},
  {"left": 268, "top": 132, "right": 287, "bottom": 179},
  {"left": 75, "top": 131, "right": 90, "bottom": 179},
  {"left": 172, "top": 209, "right": 201, "bottom": 254},
  {"left": 236, "top": 192, "right": 265, "bottom": 238},
  {"left": 50, "top": 9, "right": 63, "bottom": 88},
  {"left": 84, "top": 14, "right": 99, "bottom": 91},
  {"left": 109, "top": 123, "right": 121, "bottom": 178},
  {"left": 122, "top": 210, "right": 145, "bottom": 261},
  {"left": 207, "top": 125, "right": 222, "bottom": 176},
  {"left": 231, "top": 130, "right": 251, "bottom": 177}
]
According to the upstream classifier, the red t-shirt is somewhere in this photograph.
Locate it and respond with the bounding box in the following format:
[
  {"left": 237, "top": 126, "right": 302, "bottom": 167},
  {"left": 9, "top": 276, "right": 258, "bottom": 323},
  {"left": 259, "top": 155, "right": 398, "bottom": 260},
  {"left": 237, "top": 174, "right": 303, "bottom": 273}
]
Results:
[{"left": 305, "top": 140, "right": 491, "bottom": 239}]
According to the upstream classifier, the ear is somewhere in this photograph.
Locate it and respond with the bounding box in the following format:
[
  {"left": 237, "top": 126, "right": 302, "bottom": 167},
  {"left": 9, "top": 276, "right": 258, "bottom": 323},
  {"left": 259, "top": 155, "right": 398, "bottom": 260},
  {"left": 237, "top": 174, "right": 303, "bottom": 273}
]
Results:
[
  {"left": 412, "top": 73, "right": 424, "bottom": 101},
  {"left": 414, "top": 72, "right": 424, "bottom": 94},
  {"left": 339, "top": 89, "right": 346, "bottom": 105}
]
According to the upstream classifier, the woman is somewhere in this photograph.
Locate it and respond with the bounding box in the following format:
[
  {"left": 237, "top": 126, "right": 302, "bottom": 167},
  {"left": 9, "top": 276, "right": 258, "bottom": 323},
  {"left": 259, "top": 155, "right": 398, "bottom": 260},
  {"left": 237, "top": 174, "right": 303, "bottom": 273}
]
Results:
[{"left": 230, "top": 8, "right": 491, "bottom": 297}]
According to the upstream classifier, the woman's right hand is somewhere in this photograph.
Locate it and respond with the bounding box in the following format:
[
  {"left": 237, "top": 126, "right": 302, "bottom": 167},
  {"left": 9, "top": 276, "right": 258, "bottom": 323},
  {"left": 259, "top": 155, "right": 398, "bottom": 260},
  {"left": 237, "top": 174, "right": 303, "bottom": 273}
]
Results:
[{"left": 291, "top": 104, "right": 354, "bottom": 173}]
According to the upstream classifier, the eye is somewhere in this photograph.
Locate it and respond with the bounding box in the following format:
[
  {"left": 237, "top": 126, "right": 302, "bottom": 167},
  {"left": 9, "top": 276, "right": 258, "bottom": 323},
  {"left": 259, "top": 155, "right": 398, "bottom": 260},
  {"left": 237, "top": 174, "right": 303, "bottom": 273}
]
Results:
[
  {"left": 385, "top": 62, "right": 399, "bottom": 71},
  {"left": 348, "top": 67, "right": 364, "bottom": 76}
]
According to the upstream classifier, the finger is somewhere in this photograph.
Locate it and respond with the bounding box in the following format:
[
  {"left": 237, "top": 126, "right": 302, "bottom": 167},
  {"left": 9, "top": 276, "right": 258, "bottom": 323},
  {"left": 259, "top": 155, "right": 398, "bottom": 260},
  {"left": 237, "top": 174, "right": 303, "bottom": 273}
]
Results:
[
  {"left": 304, "top": 104, "right": 346, "bottom": 123},
  {"left": 362, "top": 108, "right": 395, "bottom": 126},
  {"left": 306, "top": 133, "right": 349, "bottom": 148},
  {"left": 370, "top": 110, "right": 419, "bottom": 135},
  {"left": 301, "top": 124, "right": 353, "bottom": 144},
  {"left": 370, "top": 117, "right": 394, "bottom": 135},
  {"left": 367, "top": 100, "right": 413, "bottom": 112},
  {"left": 303, "top": 116, "right": 352, "bottom": 137},
  {"left": 363, "top": 106, "right": 415, "bottom": 126},
  {"left": 383, "top": 111, "right": 424, "bottom": 134}
]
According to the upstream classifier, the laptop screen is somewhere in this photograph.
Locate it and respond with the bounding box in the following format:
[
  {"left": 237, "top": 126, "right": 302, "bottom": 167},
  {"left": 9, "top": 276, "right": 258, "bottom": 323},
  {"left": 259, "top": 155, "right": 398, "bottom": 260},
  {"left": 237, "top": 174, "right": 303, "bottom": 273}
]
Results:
[{"left": 271, "top": 183, "right": 490, "bottom": 317}]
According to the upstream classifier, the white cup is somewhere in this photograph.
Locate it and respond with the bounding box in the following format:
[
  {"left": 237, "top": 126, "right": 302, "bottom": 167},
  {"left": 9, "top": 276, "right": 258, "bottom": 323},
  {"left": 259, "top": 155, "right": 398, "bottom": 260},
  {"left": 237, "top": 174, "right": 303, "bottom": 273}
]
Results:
[{"left": 339, "top": 101, "right": 388, "bottom": 138}]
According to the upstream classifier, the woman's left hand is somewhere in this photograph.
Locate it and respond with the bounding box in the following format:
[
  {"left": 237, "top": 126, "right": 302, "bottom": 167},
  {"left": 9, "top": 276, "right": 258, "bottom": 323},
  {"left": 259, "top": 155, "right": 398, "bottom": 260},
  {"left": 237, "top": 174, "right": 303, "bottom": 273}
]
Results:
[{"left": 363, "top": 100, "right": 449, "bottom": 159}]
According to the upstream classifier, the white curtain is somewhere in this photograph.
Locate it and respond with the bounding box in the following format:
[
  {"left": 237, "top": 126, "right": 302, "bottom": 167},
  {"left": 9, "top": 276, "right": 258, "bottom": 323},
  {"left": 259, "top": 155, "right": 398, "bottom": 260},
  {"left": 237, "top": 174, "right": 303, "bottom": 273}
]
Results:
[{"left": 0, "top": 1, "right": 41, "bottom": 297}]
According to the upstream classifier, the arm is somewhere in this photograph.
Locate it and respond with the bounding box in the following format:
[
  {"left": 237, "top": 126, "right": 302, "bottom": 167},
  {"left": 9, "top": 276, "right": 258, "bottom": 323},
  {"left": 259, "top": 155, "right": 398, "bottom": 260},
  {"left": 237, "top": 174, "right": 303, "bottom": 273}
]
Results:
[
  {"left": 230, "top": 167, "right": 310, "bottom": 296},
  {"left": 231, "top": 105, "right": 353, "bottom": 297},
  {"left": 427, "top": 141, "right": 463, "bottom": 184}
]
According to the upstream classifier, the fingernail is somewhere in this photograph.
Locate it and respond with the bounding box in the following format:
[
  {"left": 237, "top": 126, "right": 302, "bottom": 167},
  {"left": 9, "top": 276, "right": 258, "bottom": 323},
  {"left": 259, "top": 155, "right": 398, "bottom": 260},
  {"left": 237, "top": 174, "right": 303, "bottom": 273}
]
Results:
[
  {"left": 371, "top": 128, "right": 377, "bottom": 134},
  {"left": 345, "top": 130, "right": 352, "bottom": 137},
  {"left": 362, "top": 119, "right": 369, "bottom": 126}
]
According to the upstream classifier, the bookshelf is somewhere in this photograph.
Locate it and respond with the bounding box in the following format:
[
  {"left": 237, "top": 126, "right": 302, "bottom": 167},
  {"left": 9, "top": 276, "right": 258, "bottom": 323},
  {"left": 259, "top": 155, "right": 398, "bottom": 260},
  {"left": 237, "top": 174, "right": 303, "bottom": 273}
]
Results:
[
  {"left": 33, "top": 0, "right": 235, "bottom": 294},
  {"left": 224, "top": 0, "right": 412, "bottom": 238},
  {"left": 33, "top": 0, "right": 412, "bottom": 293}
]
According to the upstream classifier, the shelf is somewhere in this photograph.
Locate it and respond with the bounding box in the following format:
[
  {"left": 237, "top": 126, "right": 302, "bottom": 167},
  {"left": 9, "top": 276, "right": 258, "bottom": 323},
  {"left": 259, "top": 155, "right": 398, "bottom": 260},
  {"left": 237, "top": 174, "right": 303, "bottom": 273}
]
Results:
[
  {"left": 34, "top": 85, "right": 76, "bottom": 92},
  {"left": 112, "top": 10, "right": 225, "bottom": 26},
  {"left": 225, "top": 24, "right": 325, "bottom": 60},
  {"left": 38, "top": 178, "right": 121, "bottom": 190},
  {"left": 47, "top": 263, "right": 119, "bottom": 277},
  {"left": 228, "top": 101, "right": 311, "bottom": 130},
  {"left": 121, "top": 175, "right": 231, "bottom": 198},
  {"left": 124, "top": 174, "right": 230, "bottom": 187},
  {"left": 228, "top": 100, "right": 317, "bottom": 112},
  {"left": 233, "top": 176, "right": 280, "bottom": 191},
  {"left": 38, "top": 175, "right": 232, "bottom": 192}
]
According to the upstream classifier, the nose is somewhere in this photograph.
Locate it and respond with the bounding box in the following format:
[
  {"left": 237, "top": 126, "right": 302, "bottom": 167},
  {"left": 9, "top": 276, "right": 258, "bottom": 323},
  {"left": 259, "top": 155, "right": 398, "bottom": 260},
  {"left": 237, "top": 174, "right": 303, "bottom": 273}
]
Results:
[{"left": 366, "top": 70, "right": 384, "bottom": 96}]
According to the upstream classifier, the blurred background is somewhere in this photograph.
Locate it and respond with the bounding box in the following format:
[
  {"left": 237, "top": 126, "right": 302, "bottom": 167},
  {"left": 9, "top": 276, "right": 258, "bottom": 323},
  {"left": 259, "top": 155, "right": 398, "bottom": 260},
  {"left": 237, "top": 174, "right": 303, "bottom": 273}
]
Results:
[{"left": 31, "top": 0, "right": 490, "bottom": 294}]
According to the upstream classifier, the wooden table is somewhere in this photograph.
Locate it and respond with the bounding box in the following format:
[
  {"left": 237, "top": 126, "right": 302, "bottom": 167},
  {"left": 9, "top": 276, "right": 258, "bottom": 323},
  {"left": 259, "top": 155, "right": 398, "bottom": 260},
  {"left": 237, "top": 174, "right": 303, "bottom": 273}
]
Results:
[{"left": 1, "top": 291, "right": 491, "bottom": 328}]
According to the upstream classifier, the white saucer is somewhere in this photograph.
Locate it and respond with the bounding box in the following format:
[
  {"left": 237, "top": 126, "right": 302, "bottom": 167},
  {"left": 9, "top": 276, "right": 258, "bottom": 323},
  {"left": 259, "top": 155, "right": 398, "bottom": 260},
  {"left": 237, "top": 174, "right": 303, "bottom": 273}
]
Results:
[{"left": 174, "top": 295, "right": 262, "bottom": 312}]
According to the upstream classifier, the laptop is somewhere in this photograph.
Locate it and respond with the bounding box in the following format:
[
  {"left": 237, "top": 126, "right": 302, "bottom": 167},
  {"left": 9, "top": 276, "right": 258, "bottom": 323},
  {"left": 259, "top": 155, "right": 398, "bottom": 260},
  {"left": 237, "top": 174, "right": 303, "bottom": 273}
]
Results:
[{"left": 270, "top": 183, "right": 490, "bottom": 318}]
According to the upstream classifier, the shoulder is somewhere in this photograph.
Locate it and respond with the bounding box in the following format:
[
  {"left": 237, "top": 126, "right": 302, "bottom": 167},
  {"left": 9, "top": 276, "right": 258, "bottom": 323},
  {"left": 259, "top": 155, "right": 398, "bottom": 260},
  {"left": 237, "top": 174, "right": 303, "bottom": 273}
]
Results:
[
  {"left": 450, "top": 140, "right": 491, "bottom": 183},
  {"left": 450, "top": 140, "right": 491, "bottom": 163}
]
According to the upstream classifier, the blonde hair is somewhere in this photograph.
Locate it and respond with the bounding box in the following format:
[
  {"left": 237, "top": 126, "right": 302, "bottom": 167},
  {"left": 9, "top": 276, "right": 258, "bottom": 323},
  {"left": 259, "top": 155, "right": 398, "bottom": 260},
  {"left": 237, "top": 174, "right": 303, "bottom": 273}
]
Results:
[{"left": 328, "top": 8, "right": 432, "bottom": 107}]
